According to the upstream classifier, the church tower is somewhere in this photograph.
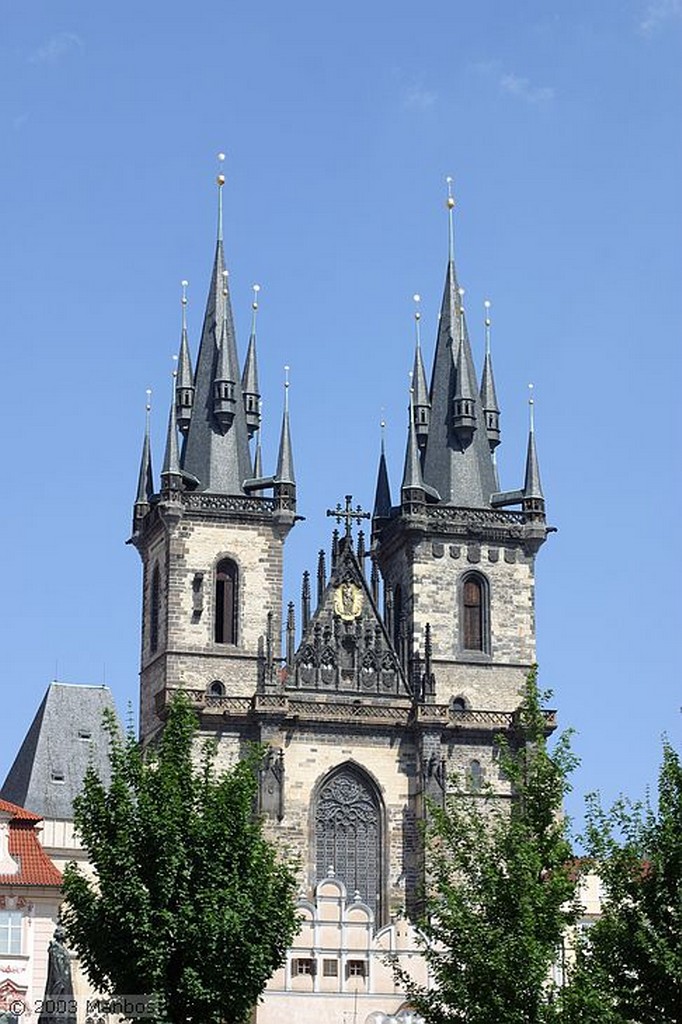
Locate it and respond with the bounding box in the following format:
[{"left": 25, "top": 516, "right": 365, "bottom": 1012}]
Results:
[
  {"left": 372, "top": 183, "right": 549, "bottom": 722},
  {"left": 130, "top": 163, "right": 297, "bottom": 744},
  {"left": 129, "top": 168, "right": 553, "bottom": 980}
]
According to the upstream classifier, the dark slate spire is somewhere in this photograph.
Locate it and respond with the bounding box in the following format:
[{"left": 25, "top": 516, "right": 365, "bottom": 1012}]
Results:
[
  {"left": 411, "top": 295, "right": 431, "bottom": 450},
  {"left": 274, "top": 369, "right": 295, "bottom": 486},
  {"left": 241, "top": 284, "right": 262, "bottom": 439},
  {"left": 421, "top": 181, "right": 497, "bottom": 508},
  {"left": 212, "top": 270, "right": 239, "bottom": 429},
  {"left": 401, "top": 387, "right": 426, "bottom": 505},
  {"left": 161, "top": 371, "right": 182, "bottom": 492},
  {"left": 372, "top": 423, "right": 392, "bottom": 519},
  {"left": 522, "top": 386, "right": 545, "bottom": 517},
  {"left": 479, "top": 299, "right": 501, "bottom": 452},
  {"left": 180, "top": 158, "right": 252, "bottom": 494},
  {"left": 175, "top": 280, "right": 194, "bottom": 436},
  {"left": 452, "top": 301, "right": 478, "bottom": 440},
  {"left": 133, "top": 391, "right": 154, "bottom": 524},
  {"left": 273, "top": 368, "right": 296, "bottom": 519}
]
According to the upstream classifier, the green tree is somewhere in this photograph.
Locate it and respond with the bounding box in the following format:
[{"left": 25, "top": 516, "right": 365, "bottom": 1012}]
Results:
[
  {"left": 61, "top": 696, "right": 299, "bottom": 1024},
  {"left": 396, "top": 668, "right": 580, "bottom": 1024},
  {"left": 562, "top": 739, "right": 682, "bottom": 1023}
]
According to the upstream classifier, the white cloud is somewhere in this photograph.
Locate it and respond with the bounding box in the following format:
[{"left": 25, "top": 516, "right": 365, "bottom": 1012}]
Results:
[
  {"left": 499, "top": 73, "right": 555, "bottom": 105},
  {"left": 29, "top": 32, "right": 83, "bottom": 65},
  {"left": 403, "top": 84, "right": 438, "bottom": 111},
  {"left": 639, "top": 0, "right": 682, "bottom": 34}
]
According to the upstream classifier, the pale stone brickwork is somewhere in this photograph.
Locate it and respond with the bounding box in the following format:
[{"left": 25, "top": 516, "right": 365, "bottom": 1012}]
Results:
[
  {"left": 381, "top": 536, "right": 537, "bottom": 709},
  {"left": 138, "top": 510, "right": 286, "bottom": 738}
]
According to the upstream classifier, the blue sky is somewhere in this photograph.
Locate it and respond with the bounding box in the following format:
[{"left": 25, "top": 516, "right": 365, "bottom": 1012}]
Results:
[{"left": 1, "top": 0, "right": 680, "bottom": 830}]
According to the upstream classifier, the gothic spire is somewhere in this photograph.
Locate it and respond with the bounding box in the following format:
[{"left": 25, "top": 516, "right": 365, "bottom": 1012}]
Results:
[
  {"left": 161, "top": 370, "right": 182, "bottom": 491},
  {"left": 372, "top": 421, "right": 392, "bottom": 519},
  {"left": 411, "top": 294, "right": 430, "bottom": 450},
  {"left": 242, "top": 284, "right": 262, "bottom": 438},
  {"left": 523, "top": 385, "right": 545, "bottom": 516},
  {"left": 180, "top": 155, "right": 252, "bottom": 494},
  {"left": 134, "top": 390, "right": 154, "bottom": 519},
  {"left": 401, "top": 385, "right": 426, "bottom": 505},
  {"left": 275, "top": 367, "right": 295, "bottom": 487},
  {"left": 421, "top": 180, "right": 497, "bottom": 508},
  {"left": 175, "top": 280, "right": 194, "bottom": 436},
  {"left": 479, "top": 299, "right": 501, "bottom": 451}
]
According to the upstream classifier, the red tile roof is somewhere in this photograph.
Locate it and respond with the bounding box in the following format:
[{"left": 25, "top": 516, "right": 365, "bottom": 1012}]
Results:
[
  {"left": 0, "top": 800, "right": 62, "bottom": 887},
  {"left": 0, "top": 798, "right": 41, "bottom": 822}
]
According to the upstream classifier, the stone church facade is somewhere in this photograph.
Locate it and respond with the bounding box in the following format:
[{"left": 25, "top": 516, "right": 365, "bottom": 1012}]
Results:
[{"left": 129, "top": 171, "right": 551, "bottom": 1021}]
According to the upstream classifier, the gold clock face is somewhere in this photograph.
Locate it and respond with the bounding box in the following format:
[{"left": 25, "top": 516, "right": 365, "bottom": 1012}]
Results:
[{"left": 334, "top": 581, "right": 363, "bottom": 621}]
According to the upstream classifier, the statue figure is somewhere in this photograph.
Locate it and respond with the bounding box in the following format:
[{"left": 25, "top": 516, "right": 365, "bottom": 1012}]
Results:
[{"left": 37, "top": 924, "right": 76, "bottom": 1024}]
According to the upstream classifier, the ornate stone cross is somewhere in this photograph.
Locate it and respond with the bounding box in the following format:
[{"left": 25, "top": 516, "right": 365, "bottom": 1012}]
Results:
[{"left": 326, "top": 494, "right": 371, "bottom": 538}]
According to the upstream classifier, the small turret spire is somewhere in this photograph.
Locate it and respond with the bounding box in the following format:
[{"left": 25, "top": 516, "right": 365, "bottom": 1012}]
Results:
[
  {"left": 133, "top": 389, "right": 154, "bottom": 523},
  {"left": 212, "top": 270, "right": 238, "bottom": 429},
  {"left": 401, "top": 383, "right": 426, "bottom": 506},
  {"left": 372, "top": 417, "right": 392, "bottom": 520},
  {"left": 523, "top": 383, "right": 545, "bottom": 517},
  {"left": 452, "top": 290, "right": 477, "bottom": 440},
  {"left": 161, "top": 368, "right": 182, "bottom": 491},
  {"left": 479, "top": 298, "right": 501, "bottom": 452},
  {"left": 411, "top": 294, "right": 431, "bottom": 450},
  {"left": 175, "top": 280, "right": 195, "bottom": 435},
  {"left": 242, "top": 283, "right": 262, "bottom": 438},
  {"left": 274, "top": 366, "right": 296, "bottom": 508}
]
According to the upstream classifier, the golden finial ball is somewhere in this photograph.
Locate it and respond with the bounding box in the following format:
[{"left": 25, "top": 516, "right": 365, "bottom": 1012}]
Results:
[
  {"left": 447, "top": 197, "right": 455, "bottom": 209},
  {"left": 217, "top": 173, "right": 225, "bottom": 186},
  {"left": 485, "top": 318, "right": 491, "bottom": 327}
]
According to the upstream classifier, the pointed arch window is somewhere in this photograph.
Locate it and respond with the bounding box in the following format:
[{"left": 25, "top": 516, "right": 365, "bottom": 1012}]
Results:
[
  {"left": 214, "top": 558, "right": 238, "bottom": 645},
  {"left": 150, "top": 563, "right": 160, "bottom": 654},
  {"left": 461, "top": 572, "right": 490, "bottom": 654},
  {"left": 314, "top": 767, "right": 382, "bottom": 923}
]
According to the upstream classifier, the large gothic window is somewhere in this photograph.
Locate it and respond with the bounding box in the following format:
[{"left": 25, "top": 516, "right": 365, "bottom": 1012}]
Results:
[
  {"left": 214, "top": 558, "right": 238, "bottom": 645},
  {"left": 461, "top": 572, "right": 489, "bottom": 653},
  {"left": 315, "top": 767, "right": 382, "bottom": 922}
]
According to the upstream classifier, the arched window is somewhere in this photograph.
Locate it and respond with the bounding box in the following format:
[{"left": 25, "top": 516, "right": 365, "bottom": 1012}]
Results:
[
  {"left": 461, "top": 572, "right": 489, "bottom": 653},
  {"left": 314, "top": 767, "right": 382, "bottom": 922},
  {"left": 214, "top": 558, "right": 238, "bottom": 644},
  {"left": 150, "top": 564, "right": 160, "bottom": 654},
  {"left": 207, "top": 680, "right": 225, "bottom": 697}
]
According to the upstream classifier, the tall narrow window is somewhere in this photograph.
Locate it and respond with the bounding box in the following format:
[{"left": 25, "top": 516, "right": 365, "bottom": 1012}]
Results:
[
  {"left": 314, "top": 766, "right": 382, "bottom": 923},
  {"left": 462, "top": 573, "right": 489, "bottom": 653},
  {"left": 150, "top": 564, "right": 160, "bottom": 654},
  {"left": 214, "top": 558, "right": 238, "bottom": 645}
]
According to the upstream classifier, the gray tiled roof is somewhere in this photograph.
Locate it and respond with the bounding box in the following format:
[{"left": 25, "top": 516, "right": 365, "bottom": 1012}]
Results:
[{"left": 1, "top": 683, "right": 120, "bottom": 820}]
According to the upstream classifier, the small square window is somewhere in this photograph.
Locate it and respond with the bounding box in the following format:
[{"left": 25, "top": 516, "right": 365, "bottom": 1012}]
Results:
[
  {"left": 295, "top": 958, "right": 314, "bottom": 976},
  {"left": 347, "top": 959, "right": 366, "bottom": 978},
  {"left": 51, "top": 772, "right": 65, "bottom": 783},
  {"left": 322, "top": 958, "right": 338, "bottom": 977}
]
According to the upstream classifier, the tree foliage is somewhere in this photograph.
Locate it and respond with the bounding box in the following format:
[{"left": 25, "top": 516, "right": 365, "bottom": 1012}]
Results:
[
  {"left": 61, "top": 696, "right": 299, "bottom": 1024},
  {"left": 396, "top": 668, "right": 580, "bottom": 1024},
  {"left": 561, "top": 739, "right": 682, "bottom": 1023}
]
